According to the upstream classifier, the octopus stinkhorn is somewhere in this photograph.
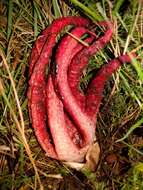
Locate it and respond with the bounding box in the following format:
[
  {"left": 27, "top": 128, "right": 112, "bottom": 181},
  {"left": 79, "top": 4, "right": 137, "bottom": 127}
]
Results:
[{"left": 28, "top": 16, "right": 135, "bottom": 169}]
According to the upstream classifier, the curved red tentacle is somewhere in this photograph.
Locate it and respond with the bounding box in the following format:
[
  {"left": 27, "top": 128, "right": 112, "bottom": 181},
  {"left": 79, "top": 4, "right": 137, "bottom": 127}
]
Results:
[
  {"left": 55, "top": 21, "right": 113, "bottom": 147},
  {"left": 68, "top": 21, "right": 113, "bottom": 112},
  {"left": 28, "top": 17, "right": 90, "bottom": 159},
  {"left": 47, "top": 27, "right": 93, "bottom": 162},
  {"left": 86, "top": 53, "right": 136, "bottom": 118}
]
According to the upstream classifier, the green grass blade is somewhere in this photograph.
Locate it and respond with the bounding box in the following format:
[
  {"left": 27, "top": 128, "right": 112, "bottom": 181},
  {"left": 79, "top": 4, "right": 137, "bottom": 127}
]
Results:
[
  {"left": 112, "top": 0, "right": 124, "bottom": 16},
  {"left": 7, "top": 0, "right": 13, "bottom": 40},
  {"left": 33, "top": 2, "right": 38, "bottom": 39},
  {"left": 134, "top": 162, "right": 143, "bottom": 172},
  {"left": 69, "top": 0, "right": 103, "bottom": 21},
  {"left": 119, "top": 71, "right": 142, "bottom": 108},
  {"left": 132, "top": 59, "right": 143, "bottom": 81},
  {"left": 116, "top": 118, "right": 143, "bottom": 142},
  {"left": 52, "top": 0, "right": 62, "bottom": 18},
  {"left": 121, "top": 141, "right": 143, "bottom": 156}
]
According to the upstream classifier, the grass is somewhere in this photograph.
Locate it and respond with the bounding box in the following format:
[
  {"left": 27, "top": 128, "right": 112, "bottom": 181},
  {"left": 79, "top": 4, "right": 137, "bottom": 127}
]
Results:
[{"left": 0, "top": 0, "right": 143, "bottom": 189}]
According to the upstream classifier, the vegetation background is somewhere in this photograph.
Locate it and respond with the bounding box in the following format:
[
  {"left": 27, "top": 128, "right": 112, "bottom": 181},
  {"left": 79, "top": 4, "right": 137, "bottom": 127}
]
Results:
[{"left": 0, "top": 0, "right": 143, "bottom": 189}]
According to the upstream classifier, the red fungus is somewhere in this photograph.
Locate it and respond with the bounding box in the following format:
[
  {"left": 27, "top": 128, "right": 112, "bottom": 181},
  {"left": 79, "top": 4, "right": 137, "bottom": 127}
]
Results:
[
  {"left": 28, "top": 17, "right": 90, "bottom": 159},
  {"left": 28, "top": 16, "right": 135, "bottom": 166}
]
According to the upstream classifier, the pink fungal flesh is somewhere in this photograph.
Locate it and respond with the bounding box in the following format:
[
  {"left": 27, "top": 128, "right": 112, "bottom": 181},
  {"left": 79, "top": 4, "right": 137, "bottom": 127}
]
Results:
[{"left": 28, "top": 16, "right": 135, "bottom": 163}]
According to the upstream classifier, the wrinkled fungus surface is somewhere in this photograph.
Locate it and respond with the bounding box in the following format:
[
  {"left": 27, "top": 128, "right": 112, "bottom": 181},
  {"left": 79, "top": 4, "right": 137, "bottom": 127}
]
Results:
[{"left": 28, "top": 16, "right": 135, "bottom": 166}]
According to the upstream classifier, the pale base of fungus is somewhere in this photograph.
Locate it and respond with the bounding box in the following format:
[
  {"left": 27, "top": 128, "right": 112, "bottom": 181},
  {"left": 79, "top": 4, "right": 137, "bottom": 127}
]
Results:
[{"left": 64, "top": 141, "right": 100, "bottom": 171}]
